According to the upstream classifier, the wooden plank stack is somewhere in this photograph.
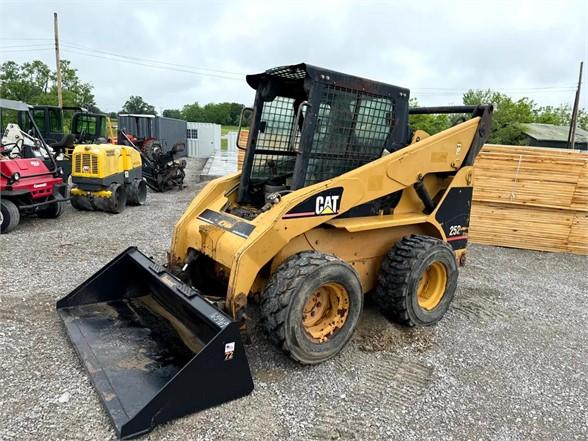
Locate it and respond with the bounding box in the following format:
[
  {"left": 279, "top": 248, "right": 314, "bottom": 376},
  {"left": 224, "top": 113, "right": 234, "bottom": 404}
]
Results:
[
  {"left": 237, "top": 130, "right": 249, "bottom": 171},
  {"left": 469, "top": 144, "right": 588, "bottom": 255}
]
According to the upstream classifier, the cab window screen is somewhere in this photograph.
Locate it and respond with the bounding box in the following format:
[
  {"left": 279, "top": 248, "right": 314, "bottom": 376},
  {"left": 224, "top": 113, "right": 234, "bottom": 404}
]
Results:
[
  {"left": 305, "top": 85, "right": 394, "bottom": 186},
  {"left": 251, "top": 96, "right": 299, "bottom": 181}
]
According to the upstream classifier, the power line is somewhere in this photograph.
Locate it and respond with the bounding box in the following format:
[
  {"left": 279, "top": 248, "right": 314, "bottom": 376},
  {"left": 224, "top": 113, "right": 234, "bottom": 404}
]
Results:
[
  {"left": 61, "top": 47, "right": 243, "bottom": 81},
  {"left": 0, "top": 39, "right": 580, "bottom": 99},
  {"left": 0, "top": 43, "right": 55, "bottom": 49},
  {"left": 0, "top": 47, "right": 54, "bottom": 53},
  {"left": 61, "top": 41, "right": 246, "bottom": 77},
  {"left": 0, "top": 38, "right": 53, "bottom": 41},
  {"left": 413, "top": 85, "right": 577, "bottom": 91},
  {"left": 414, "top": 89, "right": 576, "bottom": 95}
]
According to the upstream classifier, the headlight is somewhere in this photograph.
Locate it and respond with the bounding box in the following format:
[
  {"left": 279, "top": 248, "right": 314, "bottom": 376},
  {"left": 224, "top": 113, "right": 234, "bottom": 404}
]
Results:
[{"left": 12, "top": 172, "right": 20, "bottom": 181}]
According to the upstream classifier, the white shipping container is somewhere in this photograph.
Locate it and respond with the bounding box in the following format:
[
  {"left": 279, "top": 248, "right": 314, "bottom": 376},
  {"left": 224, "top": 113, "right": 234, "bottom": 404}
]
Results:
[
  {"left": 226, "top": 132, "right": 238, "bottom": 152},
  {"left": 186, "top": 122, "right": 221, "bottom": 158}
]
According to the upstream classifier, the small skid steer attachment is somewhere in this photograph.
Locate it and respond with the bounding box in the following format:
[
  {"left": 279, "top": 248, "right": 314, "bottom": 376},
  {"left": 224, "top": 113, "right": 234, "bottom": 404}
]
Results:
[{"left": 56, "top": 247, "right": 254, "bottom": 439}]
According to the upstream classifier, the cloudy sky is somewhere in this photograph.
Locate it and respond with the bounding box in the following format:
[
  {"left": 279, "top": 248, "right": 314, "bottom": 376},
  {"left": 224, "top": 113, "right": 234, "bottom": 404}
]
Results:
[{"left": 1, "top": 0, "right": 587, "bottom": 112}]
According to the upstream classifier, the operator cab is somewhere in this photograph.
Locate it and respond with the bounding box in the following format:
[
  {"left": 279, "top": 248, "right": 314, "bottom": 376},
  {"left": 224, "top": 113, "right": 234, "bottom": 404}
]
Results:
[{"left": 237, "top": 63, "right": 411, "bottom": 208}]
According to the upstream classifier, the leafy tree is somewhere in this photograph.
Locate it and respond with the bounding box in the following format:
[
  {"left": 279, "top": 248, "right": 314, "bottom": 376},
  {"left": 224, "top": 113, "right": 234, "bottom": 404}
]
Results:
[
  {"left": 163, "top": 109, "right": 183, "bottom": 119},
  {"left": 181, "top": 102, "right": 246, "bottom": 125},
  {"left": 462, "top": 89, "right": 538, "bottom": 145},
  {"left": 577, "top": 110, "right": 588, "bottom": 131},
  {"left": 408, "top": 98, "right": 452, "bottom": 136},
  {"left": 181, "top": 102, "right": 204, "bottom": 122},
  {"left": 121, "top": 95, "right": 157, "bottom": 115},
  {"left": 533, "top": 104, "right": 571, "bottom": 125},
  {"left": 56, "top": 60, "right": 96, "bottom": 109},
  {"left": 0, "top": 59, "right": 96, "bottom": 109}
]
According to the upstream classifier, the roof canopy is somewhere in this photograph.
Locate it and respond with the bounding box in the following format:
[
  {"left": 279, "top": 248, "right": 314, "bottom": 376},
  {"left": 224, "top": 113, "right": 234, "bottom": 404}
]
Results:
[
  {"left": 118, "top": 114, "right": 156, "bottom": 119},
  {"left": 522, "top": 123, "right": 588, "bottom": 143},
  {"left": 0, "top": 98, "right": 31, "bottom": 112},
  {"left": 246, "top": 63, "right": 409, "bottom": 99}
]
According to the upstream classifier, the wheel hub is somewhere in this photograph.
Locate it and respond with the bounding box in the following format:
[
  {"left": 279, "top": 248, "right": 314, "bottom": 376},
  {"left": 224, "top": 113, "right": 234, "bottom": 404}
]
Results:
[
  {"left": 417, "top": 261, "right": 448, "bottom": 310},
  {"left": 302, "top": 282, "right": 349, "bottom": 342}
]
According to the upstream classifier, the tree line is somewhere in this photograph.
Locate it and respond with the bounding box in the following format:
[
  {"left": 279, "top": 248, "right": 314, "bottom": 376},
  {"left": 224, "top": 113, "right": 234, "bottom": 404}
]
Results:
[
  {"left": 1, "top": 59, "right": 586, "bottom": 146},
  {"left": 410, "top": 90, "right": 588, "bottom": 145},
  {"left": 119, "top": 97, "right": 247, "bottom": 126}
]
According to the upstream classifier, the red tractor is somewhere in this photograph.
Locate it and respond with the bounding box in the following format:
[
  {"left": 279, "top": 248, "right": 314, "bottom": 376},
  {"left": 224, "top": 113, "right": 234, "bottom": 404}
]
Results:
[{"left": 1, "top": 99, "right": 67, "bottom": 233}]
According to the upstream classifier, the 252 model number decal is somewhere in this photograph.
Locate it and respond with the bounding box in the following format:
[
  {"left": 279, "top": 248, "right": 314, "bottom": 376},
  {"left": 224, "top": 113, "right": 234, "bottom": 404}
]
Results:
[{"left": 448, "top": 225, "right": 462, "bottom": 236}]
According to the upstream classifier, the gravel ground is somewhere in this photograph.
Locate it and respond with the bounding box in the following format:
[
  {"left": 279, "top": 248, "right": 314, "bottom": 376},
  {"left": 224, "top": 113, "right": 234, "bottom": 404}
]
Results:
[{"left": 1, "top": 158, "right": 587, "bottom": 441}]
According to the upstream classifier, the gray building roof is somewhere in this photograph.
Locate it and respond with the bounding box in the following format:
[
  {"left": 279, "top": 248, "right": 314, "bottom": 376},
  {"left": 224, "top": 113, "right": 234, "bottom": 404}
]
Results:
[
  {"left": 521, "top": 123, "right": 588, "bottom": 143},
  {"left": 0, "top": 98, "right": 31, "bottom": 112}
]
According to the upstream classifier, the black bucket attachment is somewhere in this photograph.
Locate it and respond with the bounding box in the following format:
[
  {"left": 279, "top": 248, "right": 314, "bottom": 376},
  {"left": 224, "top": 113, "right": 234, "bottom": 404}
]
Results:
[{"left": 56, "top": 247, "right": 254, "bottom": 439}]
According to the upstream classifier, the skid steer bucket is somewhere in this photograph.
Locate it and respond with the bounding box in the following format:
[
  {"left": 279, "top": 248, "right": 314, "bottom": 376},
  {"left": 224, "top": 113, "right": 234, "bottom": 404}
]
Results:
[{"left": 56, "top": 247, "right": 254, "bottom": 439}]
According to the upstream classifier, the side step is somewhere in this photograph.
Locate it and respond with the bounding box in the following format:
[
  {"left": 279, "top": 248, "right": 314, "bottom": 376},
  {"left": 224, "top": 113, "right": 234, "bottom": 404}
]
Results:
[{"left": 56, "top": 247, "right": 254, "bottom": 439}]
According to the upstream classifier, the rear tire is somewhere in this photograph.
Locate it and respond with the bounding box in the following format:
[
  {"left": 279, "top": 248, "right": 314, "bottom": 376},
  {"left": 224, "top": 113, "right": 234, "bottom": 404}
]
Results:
[
  {"left": 260, "top": 251, "right": 363, "bottom": 364},
  {"left": 108, "top": 183, "right": 127, "bottom": 214},
  {"left": 38, "top": 194, "right": 64, "bottom": 218},
  {"left": 375, "top": 235, "right": 458, "bottom": 327},
  {"left": 0, "top": 199, "right": 20, "bottom": 233}
]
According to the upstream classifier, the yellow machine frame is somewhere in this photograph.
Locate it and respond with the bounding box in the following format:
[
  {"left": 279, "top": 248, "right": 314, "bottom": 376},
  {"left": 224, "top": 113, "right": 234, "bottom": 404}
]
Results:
[
  {"left": 71, "top": 144, "right": 141, "bottom": 179},
  {"left": 170, "top": 117, "right": 480, "bottom": 320}
]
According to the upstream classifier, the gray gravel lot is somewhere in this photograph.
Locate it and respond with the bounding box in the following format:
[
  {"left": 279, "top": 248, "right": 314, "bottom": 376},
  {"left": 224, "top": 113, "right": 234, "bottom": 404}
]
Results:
[{"left": 1, "top": 158, "right": 587, "bottom": 441}]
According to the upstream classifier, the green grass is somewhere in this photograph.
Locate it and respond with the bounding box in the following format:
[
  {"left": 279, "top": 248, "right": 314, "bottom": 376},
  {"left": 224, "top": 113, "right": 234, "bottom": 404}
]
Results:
[
  {"left": 221, "top": 125, "right": 240, "bottom": 135},
  {"left": 221, "top": 125, "right": 241, "bottom": 150}
]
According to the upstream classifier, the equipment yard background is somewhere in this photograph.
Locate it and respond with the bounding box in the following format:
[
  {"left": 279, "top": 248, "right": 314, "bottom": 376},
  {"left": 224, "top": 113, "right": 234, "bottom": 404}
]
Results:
[{"left": 0, "top": 159, "right": 586, "bottom": 441}]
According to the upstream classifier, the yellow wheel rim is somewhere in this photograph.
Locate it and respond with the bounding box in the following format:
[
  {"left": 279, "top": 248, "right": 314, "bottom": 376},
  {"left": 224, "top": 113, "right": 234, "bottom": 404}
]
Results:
[
  {"left": 302, "top": 282, "right": 349, "bottom": 343},
  {"left": 417, "top": 261, "right": 448, "bottom": 311}
]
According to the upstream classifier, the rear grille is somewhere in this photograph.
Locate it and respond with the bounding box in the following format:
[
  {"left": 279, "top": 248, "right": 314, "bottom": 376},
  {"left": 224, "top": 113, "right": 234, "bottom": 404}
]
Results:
[{"left": 74, "top": 153, "right": 99, "bottom": 175}]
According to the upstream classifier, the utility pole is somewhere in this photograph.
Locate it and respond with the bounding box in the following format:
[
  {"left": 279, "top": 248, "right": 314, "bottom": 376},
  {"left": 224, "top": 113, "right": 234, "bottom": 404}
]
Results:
[
  {"left": 567, "top": 61, "right": 583, "bottom": 150},
  {"left": 53, "top": 12, "right": 63, "bottom": 107}
]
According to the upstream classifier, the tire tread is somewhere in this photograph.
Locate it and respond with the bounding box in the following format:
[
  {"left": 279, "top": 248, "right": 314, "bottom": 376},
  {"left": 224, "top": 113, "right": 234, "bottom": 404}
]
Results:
[{"left": 375, "top": 234, "right": 455, "bottom": 326}]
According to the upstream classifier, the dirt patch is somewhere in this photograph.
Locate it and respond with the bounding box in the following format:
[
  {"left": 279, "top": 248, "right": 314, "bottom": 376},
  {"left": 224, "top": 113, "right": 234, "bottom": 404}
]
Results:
[
  {"left": 353, "top": 308, "right": 436, "bottom": 353},
  {"left": 255, "top": 368, "right": 288, "bottom": 384}
]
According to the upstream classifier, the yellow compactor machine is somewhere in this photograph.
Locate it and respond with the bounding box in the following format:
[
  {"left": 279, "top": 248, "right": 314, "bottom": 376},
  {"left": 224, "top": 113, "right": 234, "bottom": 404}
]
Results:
[
  {"left": 70, "top": 143, "right": 147, "bottom": 213},
  {"left": 57, "top": 64, "right": 492, "bottom": 439}
]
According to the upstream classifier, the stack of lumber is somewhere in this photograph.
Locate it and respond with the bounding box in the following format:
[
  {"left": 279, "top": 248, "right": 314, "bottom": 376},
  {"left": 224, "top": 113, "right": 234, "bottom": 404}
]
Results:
[
  {"left": 469, "top": 144, "right": 588, "bottom": 255},
  {"left": 237, "top": 130, "right": 249, "bottom": 171}
]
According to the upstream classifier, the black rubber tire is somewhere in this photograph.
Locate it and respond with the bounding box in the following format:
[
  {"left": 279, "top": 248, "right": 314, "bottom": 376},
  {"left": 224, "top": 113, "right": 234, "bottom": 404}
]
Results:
[
  {"left": 0, "top": 199, "right": 20, "bottom": 233},
  {"left": 70, "top": 195, "right": 93, "bottom": 211},
  {"left": 37, "top": 194, "right": 64, "bottom": 218},
  {"left": 108, "top": 183, "right": 127, "bottom": 214},
  {"left": 70, "top": 195, "right": 84, "bottom": 210},
  {"left": 375, "top": 235, "right": 458, "bottom": 327},
  {"left": 142, "top": 140, "right": 162, "bottom": 161},
  {"left": 260, "top": 251, "right": 363, "bottom": 365},
  {"left": 128, "top": 179, "right": 147, "bottom": 206}
]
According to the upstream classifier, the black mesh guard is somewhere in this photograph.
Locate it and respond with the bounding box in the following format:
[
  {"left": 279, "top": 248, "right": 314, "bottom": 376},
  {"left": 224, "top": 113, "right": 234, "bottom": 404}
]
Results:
[
  {"left": 250, "top": 85, "right": 394, "bottom": 186},
  {"left": 251, "top": 96, "right": 299, "bottom": 181},
  {"left": 241, "top": 64, "right": 410, "bottom": 201},
  {"left": 304, "top": 85, "right": 394, "bottom": 186}
]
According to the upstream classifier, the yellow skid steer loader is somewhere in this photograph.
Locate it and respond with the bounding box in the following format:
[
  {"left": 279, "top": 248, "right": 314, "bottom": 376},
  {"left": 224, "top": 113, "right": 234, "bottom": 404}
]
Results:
[{"left": 57, "top": 63, "right": 492, "bottom": 439}]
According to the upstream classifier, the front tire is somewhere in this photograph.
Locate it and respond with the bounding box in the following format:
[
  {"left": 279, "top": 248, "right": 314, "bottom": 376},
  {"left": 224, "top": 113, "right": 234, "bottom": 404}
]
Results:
[
  {"left": 260, "top": 251, "right": 363, "bottom": 364},
  {"left": 0, "top": 199, "right": 20, "bottom": 233},
  {"left": 38, "top": 194, "right": 64, "bottom": 218},
  {"left": 375, "top": 235, "right": 458, "bottom": 326}
]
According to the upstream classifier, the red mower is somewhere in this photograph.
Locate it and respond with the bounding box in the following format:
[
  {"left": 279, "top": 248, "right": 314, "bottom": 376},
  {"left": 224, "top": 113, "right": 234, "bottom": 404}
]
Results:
[{"left": 1, "top": 99, "right": 67, "bottom": 233}]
